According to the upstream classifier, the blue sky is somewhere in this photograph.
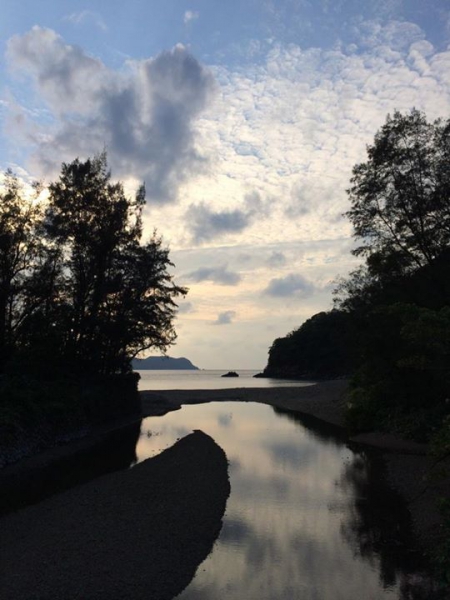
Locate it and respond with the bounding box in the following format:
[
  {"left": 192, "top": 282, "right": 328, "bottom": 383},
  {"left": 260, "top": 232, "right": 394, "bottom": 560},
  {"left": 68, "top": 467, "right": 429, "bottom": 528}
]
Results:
[{"left": 1, "top": 1, "right": 450, "bottom": 368}]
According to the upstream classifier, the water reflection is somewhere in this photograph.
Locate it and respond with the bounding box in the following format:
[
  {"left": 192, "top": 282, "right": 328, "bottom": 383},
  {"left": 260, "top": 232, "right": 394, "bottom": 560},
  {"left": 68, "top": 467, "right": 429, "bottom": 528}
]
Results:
[
  {"left": 272, "top": 404, "right": 347, "bottom": 444},
  {"left": 136, "top": 401, "right": 437, "bottom": 599},
  {"left": 274, "top": 405, "right": 443, "bottom": 599},
  {"left": 340, "top": 453, "right": 442, "bottom": 599}
]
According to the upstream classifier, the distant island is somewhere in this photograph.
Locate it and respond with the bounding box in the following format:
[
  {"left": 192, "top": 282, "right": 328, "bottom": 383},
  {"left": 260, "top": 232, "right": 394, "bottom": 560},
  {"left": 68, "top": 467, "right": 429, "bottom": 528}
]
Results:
[{"left": 132, "top": 356, "right": 199, "bottom": 370}]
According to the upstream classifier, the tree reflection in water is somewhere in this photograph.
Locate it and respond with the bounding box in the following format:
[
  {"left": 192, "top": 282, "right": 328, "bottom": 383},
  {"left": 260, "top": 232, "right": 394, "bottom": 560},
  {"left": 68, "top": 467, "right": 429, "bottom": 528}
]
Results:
[{"left": 272, "top": 406, "right": 445, "bottom": 600}]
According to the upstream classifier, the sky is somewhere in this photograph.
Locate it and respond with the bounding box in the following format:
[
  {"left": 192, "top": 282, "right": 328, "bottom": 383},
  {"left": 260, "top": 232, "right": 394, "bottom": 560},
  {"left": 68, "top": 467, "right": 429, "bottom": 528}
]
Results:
[{"left": 1, "top": 1, "right": 450, "bottom": 369}]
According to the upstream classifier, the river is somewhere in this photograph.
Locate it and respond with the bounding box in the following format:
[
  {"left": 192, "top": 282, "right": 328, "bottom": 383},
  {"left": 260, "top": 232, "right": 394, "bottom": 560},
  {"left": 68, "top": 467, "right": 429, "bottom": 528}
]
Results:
[
  {"left": 1, "top": 385, "right": 438, "bottom": 599},
  {"left": 136, "top": 400, "right": 431, "bottom": 600}
]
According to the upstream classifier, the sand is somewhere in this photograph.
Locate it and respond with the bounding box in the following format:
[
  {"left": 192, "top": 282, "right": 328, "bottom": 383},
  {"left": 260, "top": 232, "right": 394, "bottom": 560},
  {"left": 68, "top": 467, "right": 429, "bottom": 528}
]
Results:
[{"left": 0, "top": 431, "right": 230, "bottom": 600}]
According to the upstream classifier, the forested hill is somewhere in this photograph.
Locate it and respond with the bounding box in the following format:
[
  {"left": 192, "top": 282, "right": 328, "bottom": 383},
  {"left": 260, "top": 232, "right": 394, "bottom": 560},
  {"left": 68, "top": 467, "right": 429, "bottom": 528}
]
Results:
[
  {"left": 262, "top": 310, "right": 357, "bottom": 380},
  {"left": 132, "top": 356, "right": 199, "bottom": 370},
  {"left": 262, "top": 109, "right": 450, "bottom": 446}
]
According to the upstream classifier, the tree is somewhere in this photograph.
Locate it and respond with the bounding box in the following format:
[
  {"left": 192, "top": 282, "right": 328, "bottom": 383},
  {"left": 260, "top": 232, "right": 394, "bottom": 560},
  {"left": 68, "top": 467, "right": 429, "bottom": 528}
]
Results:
[
  {"left": 345, "top": 109, "right": 450, "bottom": 281},
  {"left": 265, "top": 310, "right": 357, "bottom": 379},
  {"left": 43, "top": 154, "right": 187, "bottom": 375},
  {"left": 333, "top": 110, "right": 450, "bottom": 440},
  {"left": 0, "top": 172, "right": 47, "bottom": 371}
]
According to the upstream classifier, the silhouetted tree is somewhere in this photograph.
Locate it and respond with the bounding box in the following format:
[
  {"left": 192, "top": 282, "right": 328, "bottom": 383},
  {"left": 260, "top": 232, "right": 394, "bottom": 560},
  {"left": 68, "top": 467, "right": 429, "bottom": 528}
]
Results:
[
  {"left": 346, "top": 109, "right": 450, "bottom": 276},
  {"left": 332, "top": 110, "right": 450, "bottom": 438},
  {"left": 0, "top": 172, "right": 48, "bottom": 371},
  {"left": 337, "top": 110, "right": 450, "bottom": 312},
  {"left": 264, "top": 310, "right": 357, "bottom": 379},
  {"left": 44, "top": 154, "right": 187, "bottom": 375}
]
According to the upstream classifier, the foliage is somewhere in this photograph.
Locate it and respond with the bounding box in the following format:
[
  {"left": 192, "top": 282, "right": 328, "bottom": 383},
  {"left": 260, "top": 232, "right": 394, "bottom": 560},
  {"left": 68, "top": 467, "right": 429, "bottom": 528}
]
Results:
[
  {"left": 345, "top": 109, "right": 450, "bottom": 278},
  {"left": 0, "top": 154, "right": 186, "bottom": 377},
  {"left": 0, "top": 172, "right": 47, "bottom": 369},
  {"left": 330, "top": 110, "right": 450, "bottom": 441},
  {"left": 43, "top": 154, "right": 187, "bottom": 375},
  {"left": 264, "top": 110, "right": 450, "bottom": 444},
  {"left": 0, "top": 155, "right": 186, "bottom": 458},
  {"left": 345, "top": 304, "right": 450, "bottom": 440},
  {"left": 265, "top": 310, "right": 358, "bottom": 379}
]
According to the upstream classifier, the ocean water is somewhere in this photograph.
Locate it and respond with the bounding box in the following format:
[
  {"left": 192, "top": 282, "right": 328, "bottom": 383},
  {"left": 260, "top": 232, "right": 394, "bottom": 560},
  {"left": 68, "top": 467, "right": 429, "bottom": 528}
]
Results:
[{"left": 136, "top": 369, "right": 315, "bottom": 391}]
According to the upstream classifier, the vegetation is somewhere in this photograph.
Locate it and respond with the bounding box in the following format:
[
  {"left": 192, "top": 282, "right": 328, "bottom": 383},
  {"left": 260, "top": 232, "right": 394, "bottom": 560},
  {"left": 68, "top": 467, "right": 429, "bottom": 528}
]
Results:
[
  {"left": 263, "top": 109, "right": 450, "bottom": 581},
  {"left": 337, "top": 109, "right": 450, "bottom": 439},
  {"left": 265, "top": 310, "right": 357, "bottom": 380},
  {"left": 265, "top": 109, "right": 450, "bottom": 442},
  {"left": 0, "top": 154, "right": 186, "bottom": 463}
]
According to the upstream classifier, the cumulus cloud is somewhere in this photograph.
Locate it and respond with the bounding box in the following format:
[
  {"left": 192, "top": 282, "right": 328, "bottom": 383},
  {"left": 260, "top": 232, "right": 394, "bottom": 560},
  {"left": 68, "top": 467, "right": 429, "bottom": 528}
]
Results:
[
  {"left": 186, "top": 265, "right": 241, "bottom": 285},
  {"left": 186, "top": 190, "right": 268, "bottom": 243},
  {"left": 6, "top": 27, "right": 215, "bottom": 203},
  {"left": 263, "top": 273, "right": 315, "bottom": 298},
  {"left": 354, "top": 20, "right": 425, "bottom": 51},
  {"left": 213, "top": 310, "right": 236, "bottom": 325}
]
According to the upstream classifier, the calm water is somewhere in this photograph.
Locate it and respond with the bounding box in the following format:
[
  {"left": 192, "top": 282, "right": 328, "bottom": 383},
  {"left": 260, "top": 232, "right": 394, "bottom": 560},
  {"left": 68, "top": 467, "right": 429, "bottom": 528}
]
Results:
[
  {"left": 136, "top": 369, "right": 315, "bottom": 390},
  {"left": 136, "top": 401, "right": 432, "bottom": 600}
]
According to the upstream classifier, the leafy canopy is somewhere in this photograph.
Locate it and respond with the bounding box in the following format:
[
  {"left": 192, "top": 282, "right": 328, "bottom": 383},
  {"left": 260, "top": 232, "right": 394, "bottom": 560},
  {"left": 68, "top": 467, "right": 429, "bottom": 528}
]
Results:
[{"left": 0, "top": 154, "right": 187, "bottom": 377}]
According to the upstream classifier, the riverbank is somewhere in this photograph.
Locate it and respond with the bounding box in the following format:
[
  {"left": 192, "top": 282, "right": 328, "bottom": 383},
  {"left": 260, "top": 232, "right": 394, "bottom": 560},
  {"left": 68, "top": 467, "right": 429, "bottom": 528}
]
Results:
[
  {"left": 141, "top": 381, "right": 449, "bottom": 561},
  {"left": 1, "top": 380, "right": 448, "bottom": 596},
  {"left": 0, "top": 430, "right": 230, "bottom": 600}
]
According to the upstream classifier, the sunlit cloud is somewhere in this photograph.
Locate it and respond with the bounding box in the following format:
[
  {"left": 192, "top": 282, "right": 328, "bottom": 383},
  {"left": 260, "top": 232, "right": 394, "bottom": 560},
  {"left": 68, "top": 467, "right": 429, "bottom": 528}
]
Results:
[{"left": 2, "top": 11, "right": 450, "bottom": 367}]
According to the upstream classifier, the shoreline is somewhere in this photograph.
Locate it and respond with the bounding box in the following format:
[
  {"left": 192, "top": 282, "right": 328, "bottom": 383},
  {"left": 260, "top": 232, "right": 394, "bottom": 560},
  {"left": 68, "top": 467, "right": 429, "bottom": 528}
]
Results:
[{"left": 1, "top": 379, "right": 448, "bottom": 595}]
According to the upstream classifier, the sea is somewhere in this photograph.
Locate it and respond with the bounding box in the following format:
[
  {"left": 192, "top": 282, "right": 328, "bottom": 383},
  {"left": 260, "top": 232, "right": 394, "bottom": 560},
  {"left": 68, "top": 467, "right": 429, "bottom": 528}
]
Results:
[{"left": 136, "top": 369, "right": 315, "bottom": 391}]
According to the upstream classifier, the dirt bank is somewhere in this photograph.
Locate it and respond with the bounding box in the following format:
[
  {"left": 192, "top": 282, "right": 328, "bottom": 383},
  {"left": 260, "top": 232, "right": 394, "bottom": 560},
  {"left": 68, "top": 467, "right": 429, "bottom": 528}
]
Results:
[{"left": 0, "top": 431, "right": 230, "bottom": 600}]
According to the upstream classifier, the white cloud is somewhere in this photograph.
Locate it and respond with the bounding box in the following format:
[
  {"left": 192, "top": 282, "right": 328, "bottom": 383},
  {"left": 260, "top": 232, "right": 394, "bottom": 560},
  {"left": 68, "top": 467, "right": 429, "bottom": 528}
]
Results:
[
  {"left": 3, "top": 18, "right": 450, "bottom": 368},
  {"left": 6, "top": 27, "right": 215, "bottom": 203}
]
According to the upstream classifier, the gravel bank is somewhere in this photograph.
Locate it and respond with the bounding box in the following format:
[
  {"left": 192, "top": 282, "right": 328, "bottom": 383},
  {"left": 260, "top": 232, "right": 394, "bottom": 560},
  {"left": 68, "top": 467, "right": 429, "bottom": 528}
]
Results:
[{"left": 0, "top": 431, "right": 230, "bottom": 600}]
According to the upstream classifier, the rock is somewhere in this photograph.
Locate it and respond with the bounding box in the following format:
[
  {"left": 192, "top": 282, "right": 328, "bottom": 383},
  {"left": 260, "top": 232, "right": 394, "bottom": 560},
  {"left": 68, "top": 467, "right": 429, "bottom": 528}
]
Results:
[{"left": 221, "top": 371, "right": 239, "bottom": 378}]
